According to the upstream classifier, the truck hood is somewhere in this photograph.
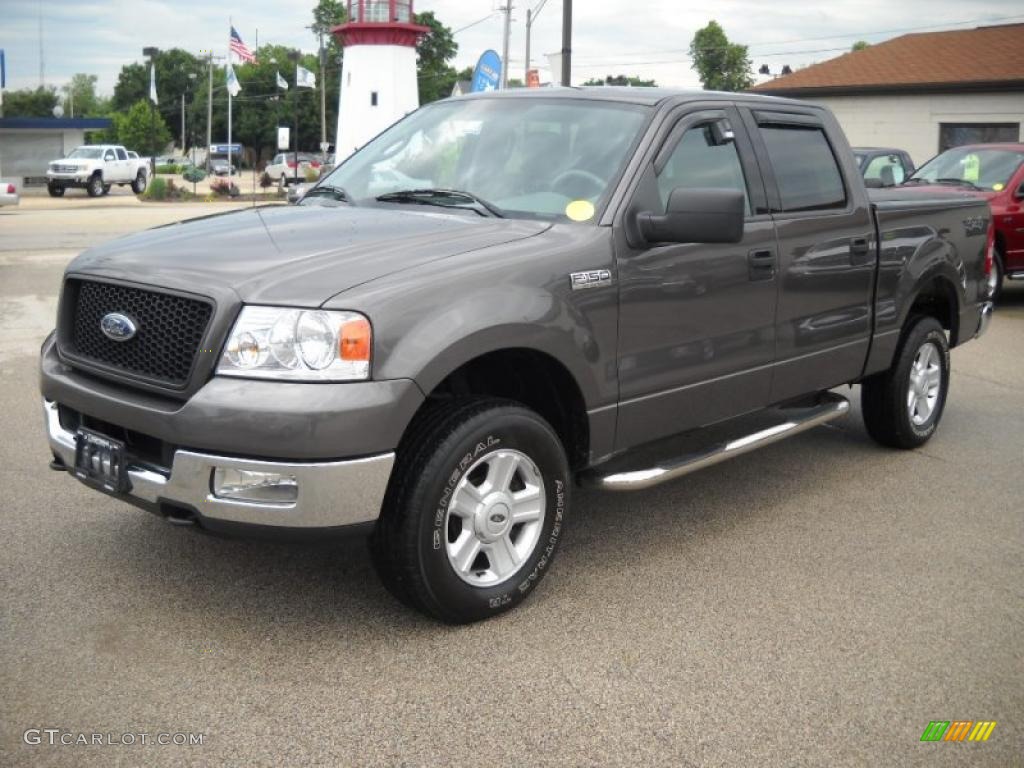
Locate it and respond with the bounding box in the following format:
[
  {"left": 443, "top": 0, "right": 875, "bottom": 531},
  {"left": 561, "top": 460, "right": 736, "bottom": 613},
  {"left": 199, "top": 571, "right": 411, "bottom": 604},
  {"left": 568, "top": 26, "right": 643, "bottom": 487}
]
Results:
[{"left": 66, "top": 203, "right": 551, "bottom": 305}]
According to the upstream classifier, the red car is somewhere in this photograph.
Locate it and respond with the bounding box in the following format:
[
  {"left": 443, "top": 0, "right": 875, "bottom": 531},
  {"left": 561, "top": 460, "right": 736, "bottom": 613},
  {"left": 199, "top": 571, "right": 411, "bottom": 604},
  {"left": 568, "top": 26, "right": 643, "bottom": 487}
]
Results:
[{"left": 905, "top": 143, "right": 1024, "bottom": 300}]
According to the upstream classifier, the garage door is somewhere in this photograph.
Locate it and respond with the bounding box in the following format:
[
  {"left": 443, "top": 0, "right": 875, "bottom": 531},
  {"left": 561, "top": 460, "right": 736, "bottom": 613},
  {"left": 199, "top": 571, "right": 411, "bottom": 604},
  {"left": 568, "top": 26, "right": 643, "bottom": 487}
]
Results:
[{"left": 0, "top": 132, "right": 64, "bottom": 183}]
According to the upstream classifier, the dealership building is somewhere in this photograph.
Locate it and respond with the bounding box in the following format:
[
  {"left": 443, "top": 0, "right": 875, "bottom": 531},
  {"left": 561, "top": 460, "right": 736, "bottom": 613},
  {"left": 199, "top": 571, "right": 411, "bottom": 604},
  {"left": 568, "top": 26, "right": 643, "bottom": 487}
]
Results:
[
  {"left": 751, "top": 23, "right": 1024, "bottom": 165},
  {"left": 0, "top": 117, "right": 112, "bottom": 184}
]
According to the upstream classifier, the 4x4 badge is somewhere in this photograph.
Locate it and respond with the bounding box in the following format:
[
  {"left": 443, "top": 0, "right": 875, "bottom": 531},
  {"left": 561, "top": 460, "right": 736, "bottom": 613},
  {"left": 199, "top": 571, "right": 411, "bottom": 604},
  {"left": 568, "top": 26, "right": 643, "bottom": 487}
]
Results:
[{"left": 570, "top": 269, "right": 613, "bottom": 290}]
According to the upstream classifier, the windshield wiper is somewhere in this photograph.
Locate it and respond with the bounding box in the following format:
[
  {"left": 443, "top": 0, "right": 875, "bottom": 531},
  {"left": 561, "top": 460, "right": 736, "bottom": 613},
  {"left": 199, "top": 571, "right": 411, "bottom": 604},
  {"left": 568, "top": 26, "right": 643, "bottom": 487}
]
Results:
[
  {"left": 375, "top": 188, "right": 504, "bottom": 218},
  {"left": 303, "top": 184, "right": 354, "bottom": 203},
  {"left": 935, "top": 177, "right": 981, "bottom": 190}
]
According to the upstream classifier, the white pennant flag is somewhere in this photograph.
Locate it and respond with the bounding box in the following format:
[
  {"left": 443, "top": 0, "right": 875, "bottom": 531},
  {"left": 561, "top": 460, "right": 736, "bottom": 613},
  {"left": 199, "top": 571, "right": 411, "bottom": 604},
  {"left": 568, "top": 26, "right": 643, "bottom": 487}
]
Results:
[
  {"left": 276, "top": 70, "right": 288, "bottom": 90},
  {"left": 149, "top": 63, "right": 158, "bottom": 104},
  {"left": 226, "top": 62, "right": 241, "bottom": 97},
  {"left": 296, "top": 64, "right": 316, "bottom": 89}
]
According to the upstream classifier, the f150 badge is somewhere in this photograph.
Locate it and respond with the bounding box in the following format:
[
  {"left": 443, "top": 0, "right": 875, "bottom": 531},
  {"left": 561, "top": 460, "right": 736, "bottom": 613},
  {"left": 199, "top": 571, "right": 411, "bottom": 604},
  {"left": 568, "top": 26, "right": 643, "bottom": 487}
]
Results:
[{"left": 570, "top": 269, "right": 613, "bottom": 290}]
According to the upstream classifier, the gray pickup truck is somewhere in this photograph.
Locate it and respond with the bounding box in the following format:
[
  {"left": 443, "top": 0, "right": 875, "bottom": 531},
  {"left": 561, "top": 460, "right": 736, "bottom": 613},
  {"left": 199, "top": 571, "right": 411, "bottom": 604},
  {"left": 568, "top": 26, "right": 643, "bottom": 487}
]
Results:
[{"left": 40, "top": 88, "right": 995, "bottom": 623}]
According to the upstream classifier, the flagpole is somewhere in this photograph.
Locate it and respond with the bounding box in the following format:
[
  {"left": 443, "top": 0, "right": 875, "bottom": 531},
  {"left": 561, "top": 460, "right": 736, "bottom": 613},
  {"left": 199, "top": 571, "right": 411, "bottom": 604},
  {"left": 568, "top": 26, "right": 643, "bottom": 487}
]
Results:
[{"left": 227, "top": 19, "right": 233, "bottom": 185}]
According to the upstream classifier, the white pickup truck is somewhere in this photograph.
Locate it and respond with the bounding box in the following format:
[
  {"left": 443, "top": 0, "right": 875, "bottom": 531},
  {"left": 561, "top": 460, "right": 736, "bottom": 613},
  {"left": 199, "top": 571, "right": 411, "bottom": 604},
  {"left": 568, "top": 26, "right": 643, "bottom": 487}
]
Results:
[{"left": 46, "top": 145, "right": 149, "bottom": 197}]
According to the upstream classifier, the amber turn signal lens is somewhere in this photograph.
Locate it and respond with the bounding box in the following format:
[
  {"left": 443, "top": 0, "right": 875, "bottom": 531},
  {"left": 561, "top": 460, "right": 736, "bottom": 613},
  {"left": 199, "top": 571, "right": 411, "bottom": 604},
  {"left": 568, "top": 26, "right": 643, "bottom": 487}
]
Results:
[{"left": 339, "top": 316, "right": 371, "bottom": 361}]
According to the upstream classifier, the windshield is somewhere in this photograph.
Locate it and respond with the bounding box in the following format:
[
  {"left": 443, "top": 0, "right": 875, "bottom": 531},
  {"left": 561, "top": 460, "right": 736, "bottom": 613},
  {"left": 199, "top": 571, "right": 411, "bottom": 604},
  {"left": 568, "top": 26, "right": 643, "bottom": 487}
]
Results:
[
  {"left": 910, "top": 147, "right": 1024, "bottom": 191},
  {"left": 314, "top": 97, "right": 650, "bottom": 220},
  {"left": 68, "top": 147, "right": 104, "bottom": 159}
]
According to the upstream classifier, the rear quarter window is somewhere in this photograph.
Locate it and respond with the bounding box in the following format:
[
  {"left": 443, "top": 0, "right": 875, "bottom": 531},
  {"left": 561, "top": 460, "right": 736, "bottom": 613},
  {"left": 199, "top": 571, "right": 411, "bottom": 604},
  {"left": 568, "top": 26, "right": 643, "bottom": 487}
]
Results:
[{"left": 760, "top": 125, "right": 846, "bottom": 212}]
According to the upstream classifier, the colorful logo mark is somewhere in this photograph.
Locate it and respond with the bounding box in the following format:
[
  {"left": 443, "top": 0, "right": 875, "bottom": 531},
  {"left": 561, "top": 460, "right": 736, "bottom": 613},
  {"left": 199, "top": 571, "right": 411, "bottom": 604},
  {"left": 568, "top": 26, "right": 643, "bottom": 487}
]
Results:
[{"left": 920, "top": 721, "right": 997, "bottom": 742}]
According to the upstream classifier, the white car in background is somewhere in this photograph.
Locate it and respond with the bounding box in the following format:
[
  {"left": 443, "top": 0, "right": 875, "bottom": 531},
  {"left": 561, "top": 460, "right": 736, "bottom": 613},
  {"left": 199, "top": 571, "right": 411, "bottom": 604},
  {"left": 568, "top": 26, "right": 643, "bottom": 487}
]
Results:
[
  {"left": 265, "top": 152, "right": 320, "bottom": 185},
  {"left": 45, "top": 145, "right": 149, "bottom": 197}
]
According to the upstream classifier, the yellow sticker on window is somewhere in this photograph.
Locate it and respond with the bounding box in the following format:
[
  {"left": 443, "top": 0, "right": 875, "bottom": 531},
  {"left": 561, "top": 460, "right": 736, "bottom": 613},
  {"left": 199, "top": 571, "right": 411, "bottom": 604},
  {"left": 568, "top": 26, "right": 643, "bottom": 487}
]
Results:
[
  {"left": 566, "top": 200, "right": 595, "bottom": 222},
  {"left": 993, "top": 183, "right": 1005, "bottom": 191}
]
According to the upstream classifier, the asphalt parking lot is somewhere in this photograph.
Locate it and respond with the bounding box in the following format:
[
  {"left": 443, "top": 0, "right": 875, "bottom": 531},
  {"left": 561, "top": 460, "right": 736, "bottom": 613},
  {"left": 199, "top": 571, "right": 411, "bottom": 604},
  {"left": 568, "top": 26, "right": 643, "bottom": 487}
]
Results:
[{"left": 1, "top": 199, "right": 1021, "bottom": 767}]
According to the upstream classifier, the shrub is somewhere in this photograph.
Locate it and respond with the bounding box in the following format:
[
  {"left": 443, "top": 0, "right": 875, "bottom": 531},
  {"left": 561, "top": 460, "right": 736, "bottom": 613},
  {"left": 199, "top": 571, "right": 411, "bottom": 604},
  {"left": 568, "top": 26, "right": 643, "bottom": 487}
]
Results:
[
  {"left": 304, "top": 167, "right": 320, "bottom": 183},
  {"left": 182, "top": 166, "right": 206, "bottom": 183},
  {"left": 155, "top": 164, "right": 181, "bottom": 175},
  {"left": 259, "top": 171, "right": 273, "bottom": 190},
  {"left": 210, "top": 178, "right": 240, "bottom": 197},
  {"left": 142, "top": 177, "right": 168, "bottom": 200}
]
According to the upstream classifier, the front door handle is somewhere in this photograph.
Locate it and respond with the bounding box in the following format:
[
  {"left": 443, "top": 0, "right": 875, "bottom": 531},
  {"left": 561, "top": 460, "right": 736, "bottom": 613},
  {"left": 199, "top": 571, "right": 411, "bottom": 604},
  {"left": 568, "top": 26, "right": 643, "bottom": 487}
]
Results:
[
  {"left": 850, "top": 237, "right": 872, "bottom": 265},
  {"left": 748, "top": 248, "right": 776, "bottom": 281}
]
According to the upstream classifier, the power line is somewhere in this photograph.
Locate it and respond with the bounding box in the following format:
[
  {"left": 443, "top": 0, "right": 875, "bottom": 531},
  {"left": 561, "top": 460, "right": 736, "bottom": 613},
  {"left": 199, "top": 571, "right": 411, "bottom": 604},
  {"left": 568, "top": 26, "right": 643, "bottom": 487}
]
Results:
[
  {"left": 570, "top": 13, "right": 1024, "bottom": 62},
  {"left": 454, "top": 12, "right": 500, "bottom": 35}
]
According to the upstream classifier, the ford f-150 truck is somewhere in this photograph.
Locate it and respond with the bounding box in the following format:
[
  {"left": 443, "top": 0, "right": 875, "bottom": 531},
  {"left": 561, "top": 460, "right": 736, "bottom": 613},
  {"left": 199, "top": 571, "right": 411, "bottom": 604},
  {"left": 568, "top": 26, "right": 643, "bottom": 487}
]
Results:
[
  {"left": 40, "top": 89, "right": 995, "bottom": 623},
  {"left": 46, "top": 144, "right": 149, "bottom": 197}
]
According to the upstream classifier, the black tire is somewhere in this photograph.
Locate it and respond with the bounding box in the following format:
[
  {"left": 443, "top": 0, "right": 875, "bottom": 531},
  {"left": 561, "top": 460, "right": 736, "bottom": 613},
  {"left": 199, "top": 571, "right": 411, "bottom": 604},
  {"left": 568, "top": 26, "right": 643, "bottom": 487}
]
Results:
[
  {"left": 990, "top": 246, "right": 1004, "bottom": 303},
  {"left": 102, "top": 184, "right": 111, "bottom": 195},
  {"left": 86, "top": 174, "right": 104, "bottom": 197},
  {"left": 131, "top": 171, "right": 147, "bottom": 194},
  {"left": 861, "top": 316, "right": 950, "bottom": 449},
  {"left": 370, "top": 398, "right": 570, "bottom": 624},
  {"left": 47, "top": 183, "right": 64, "bottom": 198}
]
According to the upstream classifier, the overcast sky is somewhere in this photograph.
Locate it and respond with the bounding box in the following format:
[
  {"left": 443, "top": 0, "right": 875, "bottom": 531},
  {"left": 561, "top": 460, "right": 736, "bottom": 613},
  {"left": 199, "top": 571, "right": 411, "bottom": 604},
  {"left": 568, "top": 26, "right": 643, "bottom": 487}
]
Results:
[{"left": 2, "top": 0, "right": 1023, "bottom": 96}]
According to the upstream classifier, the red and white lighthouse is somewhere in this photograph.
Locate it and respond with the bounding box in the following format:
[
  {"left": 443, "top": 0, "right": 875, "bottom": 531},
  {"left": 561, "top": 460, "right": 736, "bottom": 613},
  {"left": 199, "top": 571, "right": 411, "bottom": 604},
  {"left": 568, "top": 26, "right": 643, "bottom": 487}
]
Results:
[{"left": 333, "top": 1, "right": 429, "bottom": 159}]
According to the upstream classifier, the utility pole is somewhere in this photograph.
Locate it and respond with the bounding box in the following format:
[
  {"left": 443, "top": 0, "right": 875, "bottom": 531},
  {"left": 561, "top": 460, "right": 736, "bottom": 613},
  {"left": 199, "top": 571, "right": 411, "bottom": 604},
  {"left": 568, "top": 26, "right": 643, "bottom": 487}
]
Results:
[
  {"left": 560, "top": 0, "right": 572, "bottom": 87},
  {"left": 500, "top": 2, "right": 513, "bottom": 89},
  {"left": 38, "top": 3, "right": 44, "bottom": 87},
  {"left": 180, "top": 93, "right": 185, "bottom": 151},
  {"left": 524, "top": 0, "right": 549, "bottom": 82}
]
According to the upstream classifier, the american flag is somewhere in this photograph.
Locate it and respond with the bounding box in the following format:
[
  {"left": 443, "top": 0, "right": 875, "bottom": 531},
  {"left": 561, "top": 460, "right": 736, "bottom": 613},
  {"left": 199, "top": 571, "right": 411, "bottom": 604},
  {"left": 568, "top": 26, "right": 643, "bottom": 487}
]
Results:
[{"left": 229, "top": 27, "right": 255, "bottom": 63}]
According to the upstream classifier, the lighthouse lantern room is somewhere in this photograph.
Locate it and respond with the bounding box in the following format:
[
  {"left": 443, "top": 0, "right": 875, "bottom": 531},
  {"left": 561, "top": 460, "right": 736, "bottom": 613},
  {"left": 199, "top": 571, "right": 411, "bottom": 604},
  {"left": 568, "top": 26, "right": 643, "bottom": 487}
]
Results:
[{"left": 333, "top": 1, "right": 429, "bottom": 160}]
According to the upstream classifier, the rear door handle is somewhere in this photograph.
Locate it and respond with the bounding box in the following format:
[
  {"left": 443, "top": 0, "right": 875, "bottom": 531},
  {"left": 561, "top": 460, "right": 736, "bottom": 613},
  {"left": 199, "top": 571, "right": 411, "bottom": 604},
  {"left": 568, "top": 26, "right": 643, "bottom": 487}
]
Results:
[
  {"left": 748, "top": 249, "right": 776, "bottom": 281},
  {"left": 850, "top": 237, "right": 872, "bottom": 265}
]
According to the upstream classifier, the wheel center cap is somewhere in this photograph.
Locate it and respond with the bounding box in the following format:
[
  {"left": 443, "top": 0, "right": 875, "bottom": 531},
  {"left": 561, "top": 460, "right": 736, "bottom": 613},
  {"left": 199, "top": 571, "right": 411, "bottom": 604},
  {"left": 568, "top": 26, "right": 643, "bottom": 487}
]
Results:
[{"left": 477, "top": 498, "right": 512, "bottom": 541}]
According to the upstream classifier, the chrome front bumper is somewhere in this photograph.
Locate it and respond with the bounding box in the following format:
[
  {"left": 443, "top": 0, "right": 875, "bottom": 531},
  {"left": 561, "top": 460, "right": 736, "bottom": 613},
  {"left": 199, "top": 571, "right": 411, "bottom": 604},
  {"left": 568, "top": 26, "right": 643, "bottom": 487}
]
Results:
[
  {"left": 975, "top": 301, "right": 994, "bottom": 339},
  {"left": 44, "top": 399, "right": 394, "bottom": 529}
]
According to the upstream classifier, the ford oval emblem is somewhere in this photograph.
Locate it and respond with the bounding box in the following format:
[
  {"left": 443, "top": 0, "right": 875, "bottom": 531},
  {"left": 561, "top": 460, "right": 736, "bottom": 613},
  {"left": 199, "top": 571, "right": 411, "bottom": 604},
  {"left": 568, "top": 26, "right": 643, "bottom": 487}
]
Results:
[{"left": 100, "top": 312, "right": 137, "bottom": 342}]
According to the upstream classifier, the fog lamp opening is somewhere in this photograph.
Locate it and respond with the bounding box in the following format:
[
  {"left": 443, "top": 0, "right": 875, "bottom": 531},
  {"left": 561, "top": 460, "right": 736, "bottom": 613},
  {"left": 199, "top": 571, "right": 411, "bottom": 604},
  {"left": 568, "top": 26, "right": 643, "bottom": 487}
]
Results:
[{"left": 212, "top": 468, "right": 298, "bottom": 503}]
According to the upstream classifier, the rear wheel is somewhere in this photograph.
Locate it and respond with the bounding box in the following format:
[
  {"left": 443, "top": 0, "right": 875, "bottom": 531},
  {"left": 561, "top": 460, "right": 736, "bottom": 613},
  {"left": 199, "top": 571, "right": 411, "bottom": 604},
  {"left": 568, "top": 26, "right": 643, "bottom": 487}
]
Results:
[
  {"left": 86, "top": 174, "right": 104, "bottom": 197},
  {"left": 370, "top": 399, "right": 570, "bottom": 623},
  {"left": 131, "top": 171, "right": 147, "bottom": 194},
  {"left": 861, "top": 316, "right": 950, "bottom": 449},
  {"left": 47, "top": 183, "right": 64, "bottom": 198}
]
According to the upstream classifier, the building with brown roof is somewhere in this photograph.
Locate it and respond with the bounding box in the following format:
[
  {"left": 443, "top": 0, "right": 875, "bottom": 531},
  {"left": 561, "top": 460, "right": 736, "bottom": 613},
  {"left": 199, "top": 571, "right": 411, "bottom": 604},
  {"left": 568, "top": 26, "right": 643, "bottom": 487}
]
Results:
[{"left": 751, "top": 23, "right": 1024, "bottom": 164}]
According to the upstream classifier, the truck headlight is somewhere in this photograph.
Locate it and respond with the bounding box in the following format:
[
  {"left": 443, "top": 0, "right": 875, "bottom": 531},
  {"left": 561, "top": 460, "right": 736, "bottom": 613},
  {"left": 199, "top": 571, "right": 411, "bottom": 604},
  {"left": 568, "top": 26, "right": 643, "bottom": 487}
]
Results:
[{"left": 216, "top": 306, "right": 371, "bottom": 381}]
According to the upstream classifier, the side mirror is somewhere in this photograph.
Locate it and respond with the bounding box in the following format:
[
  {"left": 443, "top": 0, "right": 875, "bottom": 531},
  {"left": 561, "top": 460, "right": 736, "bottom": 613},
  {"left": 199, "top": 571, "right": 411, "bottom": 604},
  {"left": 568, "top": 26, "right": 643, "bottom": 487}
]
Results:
[
  {"left": 864, "top": 177, "right": 884, "bottom": 188},
  {"left": 637, "top": 188, "right": 745, "bottom": 245}
]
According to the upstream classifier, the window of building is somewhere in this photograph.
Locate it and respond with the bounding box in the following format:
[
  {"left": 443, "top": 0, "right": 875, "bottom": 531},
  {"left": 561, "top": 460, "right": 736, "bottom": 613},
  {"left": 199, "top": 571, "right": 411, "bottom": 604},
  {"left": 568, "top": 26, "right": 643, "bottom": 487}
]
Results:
[
  {"left": 371, "top": 91, "right": 379, "bottom": 107},
  {"left": 759, "top": 125, "right": 846, "bottom": 211},
  {"left": 939, "top": 123, "right": 1021, "bottom": 152},
  {"left": 656, "top": 123, "right": 750, "bottom": 214}
]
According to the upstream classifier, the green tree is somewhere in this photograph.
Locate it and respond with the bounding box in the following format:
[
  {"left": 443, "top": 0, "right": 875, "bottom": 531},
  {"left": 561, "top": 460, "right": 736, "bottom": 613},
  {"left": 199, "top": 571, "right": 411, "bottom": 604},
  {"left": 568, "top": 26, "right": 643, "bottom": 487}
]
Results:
[
  {"left": 851, "top": 40, "right": 871, "bottom": 52},
  {"left": 110, "top": 100, "right": 172, "bottom": 156},
  {"left": 582, "top": 75, "right": 658, "bottom": 87},
  {"left": 112, "top": 49, "right": 203, "bottom": 138},
  {"left": 689, "top": 20, "right": 753, "bottom": 92},
  {"left": 414, "top": 11, "right": 459, "bottom": 103},
  {"left": 3, "top": 86, "right": 60, "bottom": 117},
  {"left": 62, "top": 74, "right": 102, "bottom": 117}
]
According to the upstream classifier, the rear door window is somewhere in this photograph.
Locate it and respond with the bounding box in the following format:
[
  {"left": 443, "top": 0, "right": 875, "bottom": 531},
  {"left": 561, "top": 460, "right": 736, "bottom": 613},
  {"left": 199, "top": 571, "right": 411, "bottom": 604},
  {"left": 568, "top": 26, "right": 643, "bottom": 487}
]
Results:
[
  {"left": 116, "top": 148, "right": 128, "bottom": 161},
  {"left": 759, "top": 125, "right": 846, "bottom": 211}
]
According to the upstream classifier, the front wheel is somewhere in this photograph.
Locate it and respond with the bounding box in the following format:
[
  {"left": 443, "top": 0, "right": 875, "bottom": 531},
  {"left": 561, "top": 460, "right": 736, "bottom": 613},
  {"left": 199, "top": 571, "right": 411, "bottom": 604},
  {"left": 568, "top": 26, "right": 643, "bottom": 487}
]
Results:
[
  {"left": 989, "top": 247, "right": 1004, "bottom": 303},
  {"left": 370, "top": 399, "right": 570, "bottom": 623},
  {"left": 861, "top": 316, "right": 950, "bottom": 449},
  {"left": 47, "top": 183, "right": 64, "bottom": 198},
  {"left": 86, "top": 174, "right": 104, "bottom": 197}
]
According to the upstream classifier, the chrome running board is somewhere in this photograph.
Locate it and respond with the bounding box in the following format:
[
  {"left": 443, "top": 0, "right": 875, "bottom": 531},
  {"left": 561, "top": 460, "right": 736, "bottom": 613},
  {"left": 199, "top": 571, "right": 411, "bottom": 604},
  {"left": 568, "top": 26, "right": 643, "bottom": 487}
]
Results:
[{"left": 582, "top": 392, "right": 850, "bottom": 492}]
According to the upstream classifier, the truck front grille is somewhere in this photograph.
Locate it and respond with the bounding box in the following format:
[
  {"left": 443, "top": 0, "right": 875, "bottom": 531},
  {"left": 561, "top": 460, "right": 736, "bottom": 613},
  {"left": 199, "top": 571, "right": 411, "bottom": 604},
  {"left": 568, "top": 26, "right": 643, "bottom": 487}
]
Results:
[{"left": 62, "top": 278, "right": 214, "bottom": 388}]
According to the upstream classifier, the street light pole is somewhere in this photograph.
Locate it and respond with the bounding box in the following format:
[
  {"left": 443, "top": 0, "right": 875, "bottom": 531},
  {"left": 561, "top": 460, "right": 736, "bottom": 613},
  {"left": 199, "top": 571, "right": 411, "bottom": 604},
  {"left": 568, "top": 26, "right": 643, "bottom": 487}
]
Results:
[{"left": 288, "top": 50, "right": 300, "bottom": 186}]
